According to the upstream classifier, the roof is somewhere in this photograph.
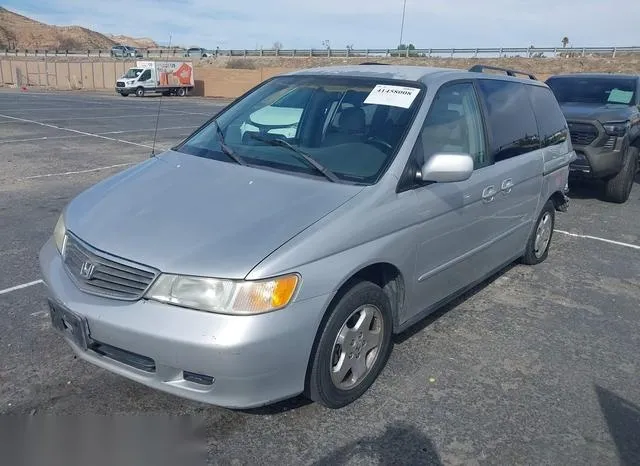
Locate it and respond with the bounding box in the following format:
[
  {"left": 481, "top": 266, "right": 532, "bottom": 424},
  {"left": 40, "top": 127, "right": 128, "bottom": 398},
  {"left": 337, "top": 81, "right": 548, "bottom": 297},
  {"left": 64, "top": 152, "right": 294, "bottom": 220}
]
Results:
[
  {"left": 284, "top": 64, "right": 547, "bottom": 86},
  {"left": 284, "top": 65, "right": 463, "bottom": 82}
]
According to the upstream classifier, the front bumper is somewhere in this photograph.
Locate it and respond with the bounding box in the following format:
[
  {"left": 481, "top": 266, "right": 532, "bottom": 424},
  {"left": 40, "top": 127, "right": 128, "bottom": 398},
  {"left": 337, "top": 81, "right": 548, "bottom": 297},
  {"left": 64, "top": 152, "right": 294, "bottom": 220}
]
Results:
[
  {"left": 568, "top": 120, "right": 625, "bottom": 178},
  {"left": 39, "top": 238, "right": 328, "bottom": 409}
]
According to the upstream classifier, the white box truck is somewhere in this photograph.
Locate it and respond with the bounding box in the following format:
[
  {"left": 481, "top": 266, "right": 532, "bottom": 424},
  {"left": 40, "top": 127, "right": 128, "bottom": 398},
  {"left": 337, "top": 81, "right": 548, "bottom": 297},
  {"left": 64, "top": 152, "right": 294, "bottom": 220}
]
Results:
[{"left": 115, "top": 61, "right": 195, "bottom": 97}]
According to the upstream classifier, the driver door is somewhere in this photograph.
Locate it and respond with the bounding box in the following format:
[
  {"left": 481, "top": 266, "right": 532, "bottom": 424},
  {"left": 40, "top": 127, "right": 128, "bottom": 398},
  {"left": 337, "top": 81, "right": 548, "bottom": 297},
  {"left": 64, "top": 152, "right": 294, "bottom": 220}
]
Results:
[
  {"left": 405, "top": 81, "right": 504, "bottom": 316},
  {"left": 138, "top": 69, "right": 154, "bottom": 90}
]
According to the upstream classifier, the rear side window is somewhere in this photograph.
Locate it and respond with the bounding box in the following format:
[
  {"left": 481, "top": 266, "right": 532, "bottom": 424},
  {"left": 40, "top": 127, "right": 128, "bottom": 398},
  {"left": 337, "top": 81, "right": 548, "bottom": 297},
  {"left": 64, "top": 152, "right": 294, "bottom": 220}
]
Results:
[
  {"left": 526, "top": 85, "right": 569, "bottom": 148},
  {"left": 477, "top": 79, "right": 540, "bottom": 162}
]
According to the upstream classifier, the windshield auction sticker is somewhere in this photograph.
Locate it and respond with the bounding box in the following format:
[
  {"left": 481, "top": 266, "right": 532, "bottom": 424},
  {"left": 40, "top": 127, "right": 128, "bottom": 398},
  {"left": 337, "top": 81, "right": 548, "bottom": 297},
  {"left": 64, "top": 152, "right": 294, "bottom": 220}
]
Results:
[{"left": 364, "top": 85, "right": 421, "bottom": 108}]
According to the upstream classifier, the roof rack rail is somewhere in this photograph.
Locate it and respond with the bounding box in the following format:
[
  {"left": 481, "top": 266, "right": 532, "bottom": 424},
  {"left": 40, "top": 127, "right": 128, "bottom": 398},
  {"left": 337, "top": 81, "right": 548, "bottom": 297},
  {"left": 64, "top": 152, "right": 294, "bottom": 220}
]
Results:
[
  {"left": 359, "top": 62, "right": 389, "bottom": 65},
  {"left": 468, "top": 64, "right": 537, "bottom": 80}
]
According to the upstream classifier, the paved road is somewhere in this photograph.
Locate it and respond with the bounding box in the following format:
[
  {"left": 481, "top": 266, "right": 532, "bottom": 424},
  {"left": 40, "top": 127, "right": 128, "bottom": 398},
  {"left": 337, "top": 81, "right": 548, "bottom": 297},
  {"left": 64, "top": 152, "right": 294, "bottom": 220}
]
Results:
[{"left": 0, "top": 89, "right": 639, "bottom": 465}]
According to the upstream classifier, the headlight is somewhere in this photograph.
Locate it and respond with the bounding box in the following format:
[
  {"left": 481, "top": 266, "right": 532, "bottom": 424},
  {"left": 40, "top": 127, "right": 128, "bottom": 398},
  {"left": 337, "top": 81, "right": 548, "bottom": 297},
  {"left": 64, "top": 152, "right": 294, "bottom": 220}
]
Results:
[
  {"left": 145, "top": 273, "right": 299, "bottom": 315},
  {"left": 53, "top": 214, "right": 66, "bottom": 253},
  {"left": 603, "top": 121, "right": 629, "bottom": 137}
]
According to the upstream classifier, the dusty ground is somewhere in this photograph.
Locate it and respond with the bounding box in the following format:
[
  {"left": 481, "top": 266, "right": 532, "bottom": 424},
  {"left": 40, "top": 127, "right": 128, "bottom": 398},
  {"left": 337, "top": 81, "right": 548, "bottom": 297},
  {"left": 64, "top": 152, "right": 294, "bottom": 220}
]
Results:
[{"left": 0, "top": 90, "right": 639, "bottom": 465}]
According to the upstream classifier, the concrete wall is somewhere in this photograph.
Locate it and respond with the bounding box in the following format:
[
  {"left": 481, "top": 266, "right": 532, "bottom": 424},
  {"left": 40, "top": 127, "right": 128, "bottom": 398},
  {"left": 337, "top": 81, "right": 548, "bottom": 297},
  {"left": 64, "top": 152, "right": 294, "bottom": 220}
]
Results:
[{"left": 0, "top": 59, "right": 293, "bottom": 97}]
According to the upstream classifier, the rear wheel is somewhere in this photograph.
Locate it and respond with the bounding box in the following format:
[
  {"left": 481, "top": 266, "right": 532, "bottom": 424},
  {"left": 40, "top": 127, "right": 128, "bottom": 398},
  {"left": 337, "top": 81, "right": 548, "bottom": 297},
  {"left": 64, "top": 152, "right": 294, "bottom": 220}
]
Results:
[
  {"left": 135, "top": 87, "right": 145, "bottom": 97},
  {"left": 604, "top": 146, "right": 638, "bottom": 204},
  {"left": 177, "top": 87, "right": 187, "bottom": 97},
  {"left": 521, "top": 199, "right": 555, "bottom": 265},
  {"left": 306, "top": 281, "right": 393, "bottom": 409}
]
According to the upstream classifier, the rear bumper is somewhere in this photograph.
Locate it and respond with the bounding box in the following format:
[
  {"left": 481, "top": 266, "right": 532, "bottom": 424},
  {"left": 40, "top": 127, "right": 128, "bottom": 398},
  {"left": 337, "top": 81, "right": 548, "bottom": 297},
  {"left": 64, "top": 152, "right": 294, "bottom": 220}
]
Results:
[{"left": 39, "top": 238, "right": 328, "bottom": 409}]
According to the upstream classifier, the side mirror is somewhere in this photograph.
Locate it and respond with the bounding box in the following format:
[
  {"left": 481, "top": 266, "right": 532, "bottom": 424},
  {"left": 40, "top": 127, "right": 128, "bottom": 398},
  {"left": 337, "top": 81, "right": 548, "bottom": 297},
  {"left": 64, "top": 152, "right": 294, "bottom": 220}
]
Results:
[{"left": 418, "top": 153, "right": 474, "bottom": 183}]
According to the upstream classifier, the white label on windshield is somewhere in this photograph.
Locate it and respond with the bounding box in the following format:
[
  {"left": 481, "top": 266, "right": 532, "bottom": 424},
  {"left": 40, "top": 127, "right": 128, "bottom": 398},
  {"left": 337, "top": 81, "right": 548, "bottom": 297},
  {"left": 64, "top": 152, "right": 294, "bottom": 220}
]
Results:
[{"left": 364, "top": 85, "right": 421, "bottom": 108}]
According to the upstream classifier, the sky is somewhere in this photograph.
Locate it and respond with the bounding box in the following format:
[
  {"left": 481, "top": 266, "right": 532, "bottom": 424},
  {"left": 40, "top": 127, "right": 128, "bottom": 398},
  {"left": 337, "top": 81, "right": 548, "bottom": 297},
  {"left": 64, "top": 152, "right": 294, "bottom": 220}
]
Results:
[{"left": 5, "top": 0, "right": 640, "bottom": 50}]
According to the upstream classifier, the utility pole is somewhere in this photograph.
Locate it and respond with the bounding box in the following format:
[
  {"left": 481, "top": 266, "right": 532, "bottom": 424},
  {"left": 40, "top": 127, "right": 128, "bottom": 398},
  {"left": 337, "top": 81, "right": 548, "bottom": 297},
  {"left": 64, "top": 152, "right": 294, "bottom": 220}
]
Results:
[{"left": 399, "top": 0, "right": 407, "bottom": 48}]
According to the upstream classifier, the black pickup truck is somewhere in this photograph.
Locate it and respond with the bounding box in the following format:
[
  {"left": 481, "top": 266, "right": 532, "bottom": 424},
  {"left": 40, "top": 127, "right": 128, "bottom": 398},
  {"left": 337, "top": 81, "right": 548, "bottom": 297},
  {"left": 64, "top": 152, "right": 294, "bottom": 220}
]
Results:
[{"left": 545, "top": 73, "right": 640, "bottom": 203}]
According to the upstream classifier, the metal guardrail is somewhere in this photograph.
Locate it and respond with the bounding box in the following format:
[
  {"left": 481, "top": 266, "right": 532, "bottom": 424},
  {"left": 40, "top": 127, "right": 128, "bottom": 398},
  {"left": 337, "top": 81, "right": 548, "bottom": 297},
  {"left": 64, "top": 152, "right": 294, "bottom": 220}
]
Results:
[{"left": 3, "top": 46, "right": 640, "bottom": 59}]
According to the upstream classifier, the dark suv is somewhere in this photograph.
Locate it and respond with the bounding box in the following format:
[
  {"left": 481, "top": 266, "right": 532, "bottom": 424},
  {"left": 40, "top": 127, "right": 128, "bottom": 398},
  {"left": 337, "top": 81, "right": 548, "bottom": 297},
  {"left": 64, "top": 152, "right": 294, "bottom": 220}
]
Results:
[{"left": 546, "top": 73, "right": 640, "bottom": 203}]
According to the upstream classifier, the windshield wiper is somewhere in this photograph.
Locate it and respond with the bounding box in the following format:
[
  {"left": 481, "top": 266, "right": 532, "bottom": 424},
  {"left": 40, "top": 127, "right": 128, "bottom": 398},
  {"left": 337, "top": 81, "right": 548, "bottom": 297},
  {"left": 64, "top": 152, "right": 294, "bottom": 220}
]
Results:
[
  {"left": 214, "top": 121, "right": 246, "bottom": 166},
  {"left": 247, "top": 134, "right": 339, "bottom": 183}
]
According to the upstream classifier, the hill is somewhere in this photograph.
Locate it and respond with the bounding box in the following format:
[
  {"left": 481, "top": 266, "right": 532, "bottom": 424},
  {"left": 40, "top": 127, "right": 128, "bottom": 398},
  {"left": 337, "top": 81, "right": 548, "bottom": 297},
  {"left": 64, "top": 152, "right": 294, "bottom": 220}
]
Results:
[
  {"left": 106, "top": 34, "right": 158, "bottom": 49},
  {"left": 0, "top": 7, "right": 157, "bottom": 50}
]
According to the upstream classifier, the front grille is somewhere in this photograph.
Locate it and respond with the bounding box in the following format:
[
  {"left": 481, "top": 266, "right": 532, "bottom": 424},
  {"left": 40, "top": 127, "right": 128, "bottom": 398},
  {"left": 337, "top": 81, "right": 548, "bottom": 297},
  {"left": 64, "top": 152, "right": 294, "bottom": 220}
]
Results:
[
  {"left": 116, "top": 82, "right": 125, "bottom": 88},
  {"left": 62, "top": 234, "right": 157, "bottom": 300},
  {"left": 568, "top": 122, "right": 598, "bottom": 146}
]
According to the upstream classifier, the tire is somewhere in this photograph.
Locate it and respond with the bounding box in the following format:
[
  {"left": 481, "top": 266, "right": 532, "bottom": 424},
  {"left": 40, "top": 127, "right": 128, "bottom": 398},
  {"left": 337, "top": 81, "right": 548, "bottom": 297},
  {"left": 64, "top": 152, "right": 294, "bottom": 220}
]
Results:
[
  {"left": 120, "top": 92, "right": 128, "bottom": 97},
  {"left": 177, "top": 87, "right": 187, "bottom": 97},
  {"left": 521, "top": 199, "right": 555, "bottom": 265},
  {"left": 135, "top": 87, "right": 145, "bottom": 97},
  {"left": 603, "top": 146, "right": 638, "bottom": 204},
  {"left": 306, "top": 281, "right": 393, "bottom": 409}
]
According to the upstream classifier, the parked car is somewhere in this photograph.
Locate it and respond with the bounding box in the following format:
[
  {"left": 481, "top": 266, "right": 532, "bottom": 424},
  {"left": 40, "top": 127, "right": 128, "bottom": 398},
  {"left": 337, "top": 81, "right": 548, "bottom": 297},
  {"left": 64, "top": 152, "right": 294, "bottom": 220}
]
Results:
[
  {"left": 546, "top": 73, "right": 640, "bottom": 203},
  {"left": 184, "top": 47, "right": 209, "bottom": 58},
  {"left": 110, "top": 45, "right": 143, "bottom": 58},
  {"left": 40, "top": 64, "right": 574, "bottom": 410}
]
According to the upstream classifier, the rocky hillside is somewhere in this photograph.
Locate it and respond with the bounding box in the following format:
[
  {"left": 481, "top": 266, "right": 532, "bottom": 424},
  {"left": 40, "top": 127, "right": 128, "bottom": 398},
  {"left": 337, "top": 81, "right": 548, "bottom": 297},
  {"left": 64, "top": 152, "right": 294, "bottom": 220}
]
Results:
[{"left": 0, "top": 7, "right": 157, "bottom": 50}]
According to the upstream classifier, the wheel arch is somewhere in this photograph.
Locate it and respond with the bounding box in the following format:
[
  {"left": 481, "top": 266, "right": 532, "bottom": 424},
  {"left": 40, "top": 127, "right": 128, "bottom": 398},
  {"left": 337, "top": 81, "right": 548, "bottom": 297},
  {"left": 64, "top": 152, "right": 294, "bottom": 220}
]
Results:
[{"left": 303, "top": 262, "right": 405, "bottom": 392}]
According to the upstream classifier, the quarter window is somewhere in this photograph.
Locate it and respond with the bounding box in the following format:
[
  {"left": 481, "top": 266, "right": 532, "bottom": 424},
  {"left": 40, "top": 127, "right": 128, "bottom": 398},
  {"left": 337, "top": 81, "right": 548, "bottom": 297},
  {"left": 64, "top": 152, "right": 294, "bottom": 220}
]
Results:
[
  {"left": 526, "top": 85, "right": 568, "bottom": 148},
  {"left": 477, "top": 80, "right": 540, "bottom": 162}
]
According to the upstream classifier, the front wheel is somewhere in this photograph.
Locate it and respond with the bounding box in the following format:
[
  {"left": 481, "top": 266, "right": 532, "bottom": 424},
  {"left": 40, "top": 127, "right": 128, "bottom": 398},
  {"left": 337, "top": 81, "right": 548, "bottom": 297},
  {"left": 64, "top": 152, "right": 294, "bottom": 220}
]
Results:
[
  {"left": 120, "top": 92, "right": 129, "bottom": 97},
  {"left": 306, "top": 281, "right": 393, "bottom": 409},
  {"left": 135, "top": 87, "right": 145, "bottom": 97},
  {"left": 603, "top": 146, "right": 638, "bottom": 204},
  {"left": 521, "top": 199, "right": 555, "bottom": 265}
]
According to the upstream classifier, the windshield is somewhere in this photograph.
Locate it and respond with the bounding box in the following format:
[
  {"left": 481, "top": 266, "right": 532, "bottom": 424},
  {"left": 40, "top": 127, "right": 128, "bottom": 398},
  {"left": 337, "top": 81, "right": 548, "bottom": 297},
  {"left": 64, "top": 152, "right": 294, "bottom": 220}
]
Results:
[
  {"left": 546, "top": 77, "right": 637, "bottom": 105},
  {"left": 175, "top": 75, "right": 424, "bottom": 184},
  {"left": 123, "top": 68, "right": 143, "bottom": 79}
]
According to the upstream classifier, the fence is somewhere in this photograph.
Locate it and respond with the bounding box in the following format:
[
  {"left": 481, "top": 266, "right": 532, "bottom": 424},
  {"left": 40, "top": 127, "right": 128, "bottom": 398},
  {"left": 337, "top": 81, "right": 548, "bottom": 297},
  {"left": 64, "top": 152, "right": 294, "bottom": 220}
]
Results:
[
  {"left": 0, "top": 58, "right": 295, "bottom": 98},
  {"left": 3, "top": 46, "right": 640, "bottom": 59}
]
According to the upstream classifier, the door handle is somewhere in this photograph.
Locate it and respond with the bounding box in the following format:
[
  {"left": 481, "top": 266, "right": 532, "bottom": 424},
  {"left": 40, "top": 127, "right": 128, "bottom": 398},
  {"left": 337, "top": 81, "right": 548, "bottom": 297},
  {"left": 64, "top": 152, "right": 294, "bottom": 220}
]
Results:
[
  {"left": 501, "top": 178, "right": 514, "bottom": 193},
  {"left": 482, "top": 185, "right": 497, "bottom": 202}
]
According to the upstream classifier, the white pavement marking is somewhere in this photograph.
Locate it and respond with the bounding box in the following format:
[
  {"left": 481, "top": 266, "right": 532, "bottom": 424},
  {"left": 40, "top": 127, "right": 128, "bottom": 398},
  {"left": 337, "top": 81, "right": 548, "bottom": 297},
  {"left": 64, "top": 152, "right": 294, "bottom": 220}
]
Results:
[
  {"left": 555, "top": 230, "right": 640, "bottom": 251},
  {"left": 21, "top": 162, "right": 136, "bottom": 180},
  {"left": 0, "top": 280, "right": 43, "bottom": 296},
  {"left": 0, "top": 125, "right": 199, "bottom": 144},
  {"left": 34, "top": 113, "right": 205, "bottom": 121},
  {"left": 0, "top": 113, "right": 154, "bottom": 149},
  {"left": 163, "top": 108, "right": 212, "bottom": 116}
]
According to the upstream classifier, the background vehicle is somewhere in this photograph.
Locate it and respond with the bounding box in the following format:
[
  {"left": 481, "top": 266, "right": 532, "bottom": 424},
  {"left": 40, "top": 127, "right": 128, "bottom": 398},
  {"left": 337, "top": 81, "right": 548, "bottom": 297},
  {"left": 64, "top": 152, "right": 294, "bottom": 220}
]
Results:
[
  {"left": 110, "top": 45, "right": 143, "bottom": 58},
  {"left": 115, "top": 60, "right": 194, "bottom": 97},
  {"left": 41, "top": 64, "right": 573, "bottom": 410},
  {"left": 546, "top": 73, "right": 640, "bottom": 203},
  {"left": 184, "top": 47, "right": 209, "bottom": 58}
]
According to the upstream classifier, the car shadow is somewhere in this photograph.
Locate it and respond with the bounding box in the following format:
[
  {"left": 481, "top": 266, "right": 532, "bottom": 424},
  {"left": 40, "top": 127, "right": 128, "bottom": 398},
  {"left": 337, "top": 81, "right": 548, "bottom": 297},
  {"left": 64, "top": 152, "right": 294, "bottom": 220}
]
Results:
[
  {"left": 566, "top": 178, "right": 606, "bottom": 201},
  {"left": 236, "top": 394, "right": 313, "bottom": 415},
  {"left": 311, "top": 420, "right": 443, "bottom": 465},
  {"left": 595, "top": 385, "right": 640, "bottom": 465},
  {"left": 394, "top": 263, "right": 516, "bottom": 344}
]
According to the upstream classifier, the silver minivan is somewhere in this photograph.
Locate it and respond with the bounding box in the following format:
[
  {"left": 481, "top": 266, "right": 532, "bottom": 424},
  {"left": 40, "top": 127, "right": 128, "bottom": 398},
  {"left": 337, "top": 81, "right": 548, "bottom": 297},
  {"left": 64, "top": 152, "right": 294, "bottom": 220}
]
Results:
[{"left": 40, "top": 64, "right": 575, "bottom": 409}]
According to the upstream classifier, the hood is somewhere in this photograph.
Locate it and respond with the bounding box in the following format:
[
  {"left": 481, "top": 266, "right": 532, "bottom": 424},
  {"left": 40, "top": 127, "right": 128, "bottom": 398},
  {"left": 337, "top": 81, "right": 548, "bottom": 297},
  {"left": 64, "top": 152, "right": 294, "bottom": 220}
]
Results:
[
  {"left": 559, "top": 102, "right": 633, "bottom": 123},
  {"left": 65, "top": 151, "right": 363, "bottom": 279}
]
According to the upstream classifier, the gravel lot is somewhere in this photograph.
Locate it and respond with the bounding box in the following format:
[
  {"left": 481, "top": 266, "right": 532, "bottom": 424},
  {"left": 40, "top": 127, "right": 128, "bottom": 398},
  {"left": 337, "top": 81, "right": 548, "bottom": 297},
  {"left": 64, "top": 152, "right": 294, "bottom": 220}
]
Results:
[{"left": 0, "top": 89, "right": 639, "bottom": 465}]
